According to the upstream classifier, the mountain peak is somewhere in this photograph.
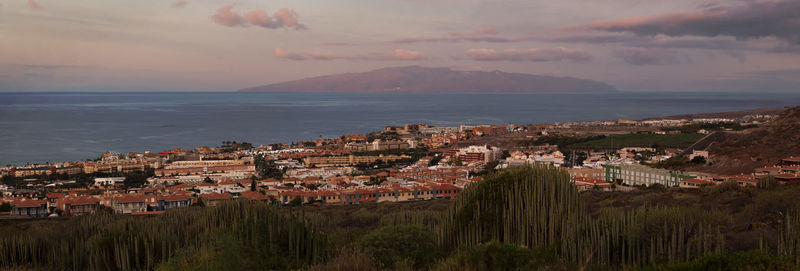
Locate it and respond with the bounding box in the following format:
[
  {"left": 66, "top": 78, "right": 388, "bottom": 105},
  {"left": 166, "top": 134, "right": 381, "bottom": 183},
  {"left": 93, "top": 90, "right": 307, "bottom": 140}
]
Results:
[{"left": 240, "top": 66, "right": 617, "bottom": 93}]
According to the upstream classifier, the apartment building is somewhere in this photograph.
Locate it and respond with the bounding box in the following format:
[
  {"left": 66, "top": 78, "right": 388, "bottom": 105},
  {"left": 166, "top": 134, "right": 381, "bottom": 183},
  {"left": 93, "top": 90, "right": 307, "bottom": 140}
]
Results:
[{"left": 603, "top": 164, "right": 694, "bottom": 187}]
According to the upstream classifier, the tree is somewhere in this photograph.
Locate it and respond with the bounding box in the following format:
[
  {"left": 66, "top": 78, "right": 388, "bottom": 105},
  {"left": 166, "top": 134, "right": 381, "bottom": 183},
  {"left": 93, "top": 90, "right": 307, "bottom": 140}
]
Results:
[
  {"left": 203, "top": 177, "right": 214, "bottom": 183},
  {"left": 123, "top": 169, "right": 154, "bottom": 188},
  {"left": 254, "top": 155, "right": 284, "bottom": 179},
  {"left": 289, "top": 196, "right": 303, "bottom": 207},
  {"left": 500, "top": 150, "right": 511, "bottom": 160},
  {"left": 691, "top": 156, "right": 707, "bottom": 164},
  {"left": 0, "top": 202, "right": 13, "bottom": 212},
  {"left": 250, "top": 179, "right": 257, "bottom": 192}
]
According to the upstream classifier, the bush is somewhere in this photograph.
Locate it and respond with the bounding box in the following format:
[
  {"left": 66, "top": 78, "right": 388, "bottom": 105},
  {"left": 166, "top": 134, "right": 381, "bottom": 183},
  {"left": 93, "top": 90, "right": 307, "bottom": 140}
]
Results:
[
  {"left": 708, "top": 180, "right": 740, "bottom": 194},
  {"left": 302, "top": 247, "right": 377, "bottom": 271},
  {"left": 358, "top": 224, "right": 441, "bottom": 269},
  {"left": 0, "top": 202, "right": 12, "bottom": 212},
  {"left": 433, "top": 240, "right": 561, "bottom": 271},
  {"left": 642, "top": 250, "right": 796, "bottom": 271},
  {"left": 691, "top": 156, "right": 707, "bottom": 164}
]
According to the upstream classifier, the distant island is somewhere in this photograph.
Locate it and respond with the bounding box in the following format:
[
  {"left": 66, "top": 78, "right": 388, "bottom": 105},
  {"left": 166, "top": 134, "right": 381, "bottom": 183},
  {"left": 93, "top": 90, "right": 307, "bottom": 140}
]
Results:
[{"left": 240, "top": 66, "right": 618, "bottom": 93}]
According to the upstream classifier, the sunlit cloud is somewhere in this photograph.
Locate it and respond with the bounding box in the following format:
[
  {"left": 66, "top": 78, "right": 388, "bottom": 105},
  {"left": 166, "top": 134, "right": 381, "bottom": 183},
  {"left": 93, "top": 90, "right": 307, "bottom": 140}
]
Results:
[
  {"left": 27, "top": 0, "right": 41, "bottom": 9},
  {"left": 212, "top": 5, "right": 306, "bottom": 30},
  {"left": 172, "top": 1, "right": 187, "bottom": 9}
]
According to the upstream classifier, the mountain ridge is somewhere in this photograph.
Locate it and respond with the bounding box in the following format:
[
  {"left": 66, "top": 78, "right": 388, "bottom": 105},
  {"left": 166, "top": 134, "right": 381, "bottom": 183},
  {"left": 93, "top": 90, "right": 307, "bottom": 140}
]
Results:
[{"left": 239, "top": 66, "right": 618, "bottom": 93}]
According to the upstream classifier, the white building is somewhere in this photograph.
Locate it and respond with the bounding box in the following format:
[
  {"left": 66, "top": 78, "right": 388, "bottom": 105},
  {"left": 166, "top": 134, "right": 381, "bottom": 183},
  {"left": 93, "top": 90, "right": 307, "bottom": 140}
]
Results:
[{"left": 94, "top": 177, "right": 126, "bottom": 187}]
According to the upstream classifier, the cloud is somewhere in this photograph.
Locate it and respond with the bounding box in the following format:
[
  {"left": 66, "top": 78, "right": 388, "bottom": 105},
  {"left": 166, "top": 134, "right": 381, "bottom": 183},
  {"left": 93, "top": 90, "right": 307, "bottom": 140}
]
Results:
[
  {"left": 212, "top": 5, "right": 245, "bottom": 27},
  {"left": 575, "top": 0, "right": 800, "bottom": 44},
  {"left": 273, "top": 48, "right": 341, "bottom": 61},
  {"left": 390, "top": 49, "right": 425, "bottom": 60},
  {"left": 27, "top": 0, "right": 40, "bottom": 9},
  {"left": 460, "top": 47, "right": 592, "bottom": 62},
  {"left": 172, "top": 1, "right": 187, "bottom": 8},
  {"left": 244, "top": 8, "right": 306, "bottom": 30},
  {"left": 612, "top": 48, "right": 684, "bottom": 65},
  {"left": 274, "top": 48, "right": 426, "bottom": 61},
  {"left": 212, "top": 5, "right": 306, "bottom": 30},
  {"left": 392, "top": 27, "right": 515, "bottom": 44}
]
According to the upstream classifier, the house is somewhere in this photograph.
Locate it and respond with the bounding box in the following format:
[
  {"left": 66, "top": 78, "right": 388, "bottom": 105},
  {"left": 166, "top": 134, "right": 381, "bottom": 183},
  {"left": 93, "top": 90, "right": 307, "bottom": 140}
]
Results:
[
  {"left": 94, "top": 177, "right": 126, "bottom": 187},
  {"left": 317, "top": 191, "right": 340, "bottom": 204},
  {"left": 45, "top": 192, "right": 65, "bottom": 208},
  {"left": 754, "top": 167, "right": 782, "bottom": 176},
  {"left": 59, "top": 196, "right": 101, "bottom": 216},
  {"left": 680, "top": 179, "right": 715, "bottom": 189},
  {"left": 200, "top": 192, "right": 232, "bottom": 207},
  {"left": 434, "top": 184, "right": 461, "bottom": 198},
  {"left": 240, "top": 190, "right": 270, "bottom": 202},
  {"left": 688, "top": 150, "right": 709, "bottom": 161},
  {"left": 157, "top": 194, "right": 192, "bottom": 210},
  {"left": 414, "top": 186, "right": 436, "bottom": 200},
  {"left": 778, "top": 157, "right": 800, "bottom": 167},
  {"left": 774, "top": 174, "right": 800, "bottom": 184},
  {"left": 395, "top": 187, "right": 416, "bottom": 201},
  {"left": 112, "top": 194, "right": 147, "bottom": 214},
  {"left": 730, "top": 175, "right": 759, "bottom": 187},
  {"left": 574, "top": 177, "right": 613, "bottom": 191},
  {"left": 11, "top": 199, "right": 48, "bottom": 218}
]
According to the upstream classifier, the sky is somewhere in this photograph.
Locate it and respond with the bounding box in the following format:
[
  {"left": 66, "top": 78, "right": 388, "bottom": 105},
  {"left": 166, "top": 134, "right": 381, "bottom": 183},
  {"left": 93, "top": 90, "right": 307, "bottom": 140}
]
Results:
[{"left": 1, "top": 0, "right": 799, "bottom": 92}]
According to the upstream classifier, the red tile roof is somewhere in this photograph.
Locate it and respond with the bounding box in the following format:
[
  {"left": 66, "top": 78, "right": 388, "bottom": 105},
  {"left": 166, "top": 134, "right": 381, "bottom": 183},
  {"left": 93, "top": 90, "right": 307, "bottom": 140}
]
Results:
[
  {"left": 63, "top": 196, "right": 100, "bottom": 206},
  {"left": 12, "top": 199, "right": 47, "bottom": 208},
  {"left": 682, "top": 179, "right": 714, "bottom": 185},
  {"left": 240, "top": 191, "right": 269, "bottom": 200},
  {"left": 46, "top": 192, "right": 65, "bottom": 199}
]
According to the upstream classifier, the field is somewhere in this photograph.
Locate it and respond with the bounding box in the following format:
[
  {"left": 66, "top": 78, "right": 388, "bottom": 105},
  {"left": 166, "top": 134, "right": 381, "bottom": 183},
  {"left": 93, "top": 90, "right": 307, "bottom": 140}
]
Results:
[{"left": 566, "top": 133, "right": 706, "bottom": 149}]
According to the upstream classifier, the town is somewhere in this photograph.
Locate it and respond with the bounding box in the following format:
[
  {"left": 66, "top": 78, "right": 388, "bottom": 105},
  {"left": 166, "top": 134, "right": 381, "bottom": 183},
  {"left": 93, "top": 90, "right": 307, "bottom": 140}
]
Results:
[{"left": 0, "top": 110, "right": 794, "bottom": 218}]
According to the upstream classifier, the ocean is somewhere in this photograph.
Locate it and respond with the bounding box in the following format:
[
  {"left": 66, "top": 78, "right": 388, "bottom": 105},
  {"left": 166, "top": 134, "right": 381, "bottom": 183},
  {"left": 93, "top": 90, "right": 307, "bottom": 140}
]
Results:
[{"left": 1, "top": 91, "right": 799, "bottom": 165}]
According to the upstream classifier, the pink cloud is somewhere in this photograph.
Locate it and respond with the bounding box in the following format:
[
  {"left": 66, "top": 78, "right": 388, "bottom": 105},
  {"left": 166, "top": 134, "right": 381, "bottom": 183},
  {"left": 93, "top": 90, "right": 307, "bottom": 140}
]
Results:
[
  {"left": 212, "top": 5, "right": 246, "bottom": 27},
  {"left": 213, "top": 5, "right": 306, "bottom": 30},
  {"left": 274, "top": 48, "right": 426, "bottom": 61},
  {"left": 391, "top": 49, "right": 425, "bottom": 60},
  {"left": 461, "top": 47, "right": 592, "bottom": 62},
  {"left": 27, "top": 0, "right": 41, "bottom": 9},
  {"left": 172, "top": 1, "right": 187, "bottom": 8}
]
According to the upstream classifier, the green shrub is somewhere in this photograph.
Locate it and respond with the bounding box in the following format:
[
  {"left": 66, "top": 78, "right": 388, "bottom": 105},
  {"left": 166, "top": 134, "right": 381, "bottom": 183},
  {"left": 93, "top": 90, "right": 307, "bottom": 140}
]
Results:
[
  {"left": 434, "top": 240, "right": 561, "bottom": 271},
  {"left": 358, "top": 224, "right": 441, "bottom": 269},
  {"left": 642, "top": 250, "right": 796, "bottom": 271}
]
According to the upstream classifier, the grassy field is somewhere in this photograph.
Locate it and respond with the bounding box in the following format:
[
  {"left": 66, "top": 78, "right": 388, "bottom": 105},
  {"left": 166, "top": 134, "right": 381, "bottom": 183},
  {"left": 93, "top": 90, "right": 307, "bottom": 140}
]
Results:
[{"left": 566, "top": 133, "right": 706, "bottom": 149}]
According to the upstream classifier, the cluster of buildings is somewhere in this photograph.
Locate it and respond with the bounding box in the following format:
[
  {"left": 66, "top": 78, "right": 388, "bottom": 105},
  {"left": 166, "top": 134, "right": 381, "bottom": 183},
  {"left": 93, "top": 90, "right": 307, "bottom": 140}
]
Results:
[
  {"left": 558, "top": 114, "right": 775, "bottom": 129},
  {"left": 2, "top": 115, "right": 796, "bottom": 219},
  {"left": 1, "top": 162, "right": 478, "bottom": 217}
]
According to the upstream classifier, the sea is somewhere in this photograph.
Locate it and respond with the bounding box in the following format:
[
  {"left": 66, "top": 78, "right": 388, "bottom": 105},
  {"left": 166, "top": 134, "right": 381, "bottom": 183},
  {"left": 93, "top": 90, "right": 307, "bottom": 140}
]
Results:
[{"left": 2, "top": 91, "right": 799, "bottom": 166}]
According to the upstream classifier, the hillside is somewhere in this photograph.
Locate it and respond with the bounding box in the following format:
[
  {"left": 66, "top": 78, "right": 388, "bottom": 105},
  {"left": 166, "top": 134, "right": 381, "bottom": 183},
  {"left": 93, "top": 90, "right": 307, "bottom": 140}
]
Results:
[
  {"left": 683, "top": 105, "right": 800, "bottom": 174},
  {"left": 643, "top": 107, "right": 787, "bottom": 121},
  {"left": 240, "top": 66, "right": 618, "bottom": 93}
]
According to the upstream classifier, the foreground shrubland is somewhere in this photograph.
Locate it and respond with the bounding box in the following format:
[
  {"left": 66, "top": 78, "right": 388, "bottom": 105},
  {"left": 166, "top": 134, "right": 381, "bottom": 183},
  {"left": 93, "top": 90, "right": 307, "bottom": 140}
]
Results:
[{"left": 1, "top": 166, "right": 799, "bottom": 270}]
